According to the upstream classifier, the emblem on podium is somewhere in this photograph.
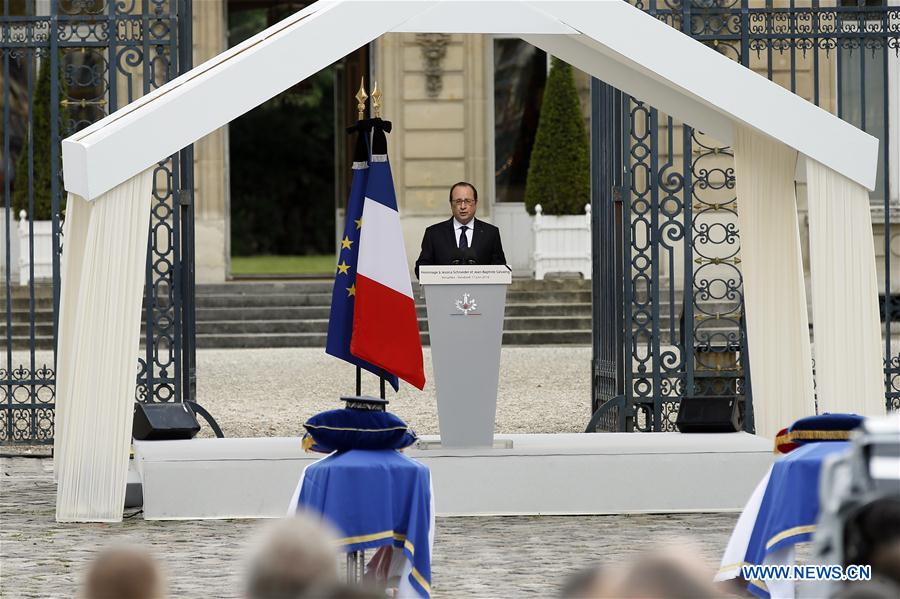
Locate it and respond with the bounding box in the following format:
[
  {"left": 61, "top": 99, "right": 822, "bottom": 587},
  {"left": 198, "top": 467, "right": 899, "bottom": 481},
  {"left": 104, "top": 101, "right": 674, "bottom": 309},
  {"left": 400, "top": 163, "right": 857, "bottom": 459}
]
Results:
[{"left": 454, "top": 293, "right": 479, "bottom": 316}]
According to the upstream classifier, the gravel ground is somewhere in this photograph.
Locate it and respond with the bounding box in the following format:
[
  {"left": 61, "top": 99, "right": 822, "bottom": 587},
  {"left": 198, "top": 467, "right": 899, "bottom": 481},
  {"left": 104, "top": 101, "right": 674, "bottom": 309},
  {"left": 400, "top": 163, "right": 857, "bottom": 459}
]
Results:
[
  {"left": 195, "top": 347, "right": 593, "bottom": 438},
  {"left": 5, "top": 346, "right": 593, "bottom": 440}
]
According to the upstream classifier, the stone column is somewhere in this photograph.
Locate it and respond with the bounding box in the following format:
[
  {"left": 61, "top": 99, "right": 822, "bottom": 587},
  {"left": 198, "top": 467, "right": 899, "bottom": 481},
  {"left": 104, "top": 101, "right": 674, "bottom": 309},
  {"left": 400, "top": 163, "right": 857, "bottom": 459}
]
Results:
[{"left": 191, "top": 0, "right": 229, "bottom": 283}]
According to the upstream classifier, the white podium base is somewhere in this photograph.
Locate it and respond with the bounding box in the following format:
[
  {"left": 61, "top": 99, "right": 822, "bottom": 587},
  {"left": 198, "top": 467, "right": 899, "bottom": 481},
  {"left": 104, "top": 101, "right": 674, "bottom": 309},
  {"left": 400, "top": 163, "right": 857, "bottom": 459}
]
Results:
[{"left": 132, "top": 432, "right": 773, "bottom": 520}]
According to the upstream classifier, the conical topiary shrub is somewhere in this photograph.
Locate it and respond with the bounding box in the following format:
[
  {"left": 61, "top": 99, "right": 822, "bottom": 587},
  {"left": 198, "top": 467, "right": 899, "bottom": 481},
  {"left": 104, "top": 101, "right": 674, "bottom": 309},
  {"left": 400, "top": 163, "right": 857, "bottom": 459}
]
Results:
[
  {"left": 13, "top": 54, "right": 69, "bottom": 221},
  {"left": 524, "top": 57, "right": 589, "bottom": 215}
]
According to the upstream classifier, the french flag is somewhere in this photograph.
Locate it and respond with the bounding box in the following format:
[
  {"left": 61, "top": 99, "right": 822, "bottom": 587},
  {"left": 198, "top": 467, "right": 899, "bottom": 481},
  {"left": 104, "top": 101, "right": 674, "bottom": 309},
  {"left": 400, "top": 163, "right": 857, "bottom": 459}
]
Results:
[{"left": 351, "top": 121, "right": 426, "bottom": 390}]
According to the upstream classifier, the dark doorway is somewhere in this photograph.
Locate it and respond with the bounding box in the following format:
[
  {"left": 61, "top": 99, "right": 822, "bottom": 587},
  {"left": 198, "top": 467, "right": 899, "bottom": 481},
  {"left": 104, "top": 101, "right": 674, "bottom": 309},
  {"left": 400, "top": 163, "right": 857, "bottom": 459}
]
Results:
[{"left": 227, "top": 1, "right": 357, "bottom": 277}]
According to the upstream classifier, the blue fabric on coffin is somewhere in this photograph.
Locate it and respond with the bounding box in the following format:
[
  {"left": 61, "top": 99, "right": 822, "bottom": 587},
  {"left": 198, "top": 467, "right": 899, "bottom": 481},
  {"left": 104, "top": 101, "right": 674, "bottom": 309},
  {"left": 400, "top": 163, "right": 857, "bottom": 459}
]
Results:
[
  {"left": 743, "top": 442, "right": 851, "bottom": 598},
  {"left": 296, "top": 449, "right": 433, "bottom": 598}
]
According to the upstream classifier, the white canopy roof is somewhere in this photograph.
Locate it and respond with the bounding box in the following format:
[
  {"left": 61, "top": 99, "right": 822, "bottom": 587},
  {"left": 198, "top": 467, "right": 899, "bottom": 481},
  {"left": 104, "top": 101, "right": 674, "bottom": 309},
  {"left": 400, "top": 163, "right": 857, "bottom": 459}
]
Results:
[{"left": 62, "top": 0, "right": 878, "bottom": 200}]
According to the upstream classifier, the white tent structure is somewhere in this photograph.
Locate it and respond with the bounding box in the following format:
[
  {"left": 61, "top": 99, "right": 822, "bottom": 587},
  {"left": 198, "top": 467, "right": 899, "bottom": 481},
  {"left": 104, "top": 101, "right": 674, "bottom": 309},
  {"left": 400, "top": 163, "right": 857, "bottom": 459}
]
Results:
[{"left": 56, "top": 0, "right": 885, "bottom": 522}]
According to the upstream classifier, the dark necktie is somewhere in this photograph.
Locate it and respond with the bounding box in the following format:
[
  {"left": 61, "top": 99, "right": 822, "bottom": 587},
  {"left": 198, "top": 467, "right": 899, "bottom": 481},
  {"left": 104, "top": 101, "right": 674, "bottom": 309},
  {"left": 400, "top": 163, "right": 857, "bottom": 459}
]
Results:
[{"left": 458, "top": 225, "right": 469, "bottom": 250}]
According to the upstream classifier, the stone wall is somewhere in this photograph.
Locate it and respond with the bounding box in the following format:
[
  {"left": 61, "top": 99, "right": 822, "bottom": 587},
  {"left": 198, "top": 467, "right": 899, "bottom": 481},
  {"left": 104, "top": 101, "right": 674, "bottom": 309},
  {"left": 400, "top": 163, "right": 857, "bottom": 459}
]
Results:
[
  {"left": 376, "top": 33, "right": 488, "bottom": 274},
  {"left": 192, "top": 0, "right": 229, "bottom": 283},
  {"left": 186, "top": 5, "right": 897, "bottom": 289}
]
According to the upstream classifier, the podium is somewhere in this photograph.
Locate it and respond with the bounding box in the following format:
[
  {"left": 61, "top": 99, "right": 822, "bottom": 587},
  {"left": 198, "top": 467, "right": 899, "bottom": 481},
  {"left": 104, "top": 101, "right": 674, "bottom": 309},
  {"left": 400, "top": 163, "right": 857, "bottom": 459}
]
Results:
[{"left": 419, "top": 265, "right": 512, "bottom": 448}]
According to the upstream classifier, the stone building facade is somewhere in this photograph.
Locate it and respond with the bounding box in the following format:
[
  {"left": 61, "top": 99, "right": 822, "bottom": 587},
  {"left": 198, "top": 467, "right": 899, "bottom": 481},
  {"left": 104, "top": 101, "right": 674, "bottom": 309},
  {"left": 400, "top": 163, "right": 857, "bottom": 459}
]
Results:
[{"left": 189, "top": 1, "right": 899, "bottom": 295}]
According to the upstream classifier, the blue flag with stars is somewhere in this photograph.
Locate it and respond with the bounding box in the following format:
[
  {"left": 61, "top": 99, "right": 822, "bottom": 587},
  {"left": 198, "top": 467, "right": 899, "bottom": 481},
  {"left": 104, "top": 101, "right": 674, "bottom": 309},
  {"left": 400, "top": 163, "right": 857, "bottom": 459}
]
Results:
[{"left": 326, "top": 127, "right": 399, "bottom": 391}]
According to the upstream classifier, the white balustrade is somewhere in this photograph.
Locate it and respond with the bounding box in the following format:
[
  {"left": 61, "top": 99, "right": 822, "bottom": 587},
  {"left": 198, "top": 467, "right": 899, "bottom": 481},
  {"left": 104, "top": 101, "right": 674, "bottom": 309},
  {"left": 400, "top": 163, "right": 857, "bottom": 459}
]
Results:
[{"left": 532, "top": 203, "right": 592, "bottom": 280}]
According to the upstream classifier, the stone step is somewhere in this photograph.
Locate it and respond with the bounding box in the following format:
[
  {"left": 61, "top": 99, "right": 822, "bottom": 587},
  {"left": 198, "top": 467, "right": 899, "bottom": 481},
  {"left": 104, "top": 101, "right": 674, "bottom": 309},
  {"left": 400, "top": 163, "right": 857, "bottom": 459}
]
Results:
[
  {"left": 2, "top": 284, "right": 55, "bottom": 300},
  {"left": 0, "top": 322, "right": 55, "bottom": 336},
  {"left": 196, "top": 293, "right": 334, "bottom": 308},
  {"left": 193, "top": 302, "right": 596, "bottom": 322},
  {"left": 194, "top": 278, "right": 591, "bottom": 295},
  {"left": 195, "top": 329, "right": 594, "bottom": 349},
  {"left": 196, "top": 320, "right": 329, "bottom": 335},
  {"left": 196, "top": 281, "right": 334, "bottom": 295},
  {"left": 1, "top": 309, "right": 55, "bottom": 323},
  {"left": 194, "top": 289, "right": 595, "bottom": 308},
  {"left": 0, "top": 300, "right": 708, "bottom": 324},
  {"left": 3, "top": 306, "right": 701, "bottom": 331},
  {"left": 196, "top": 306, "right": 333, "bottom": 321},
  {"left": 3, "top": 335, "right": 55, "bottom": 350},
  {"left": 3, "top": 297, "right": 55, "bottom": 310},
  {"left": 193, "top": 316, "right": 597, "bottom": 336}
]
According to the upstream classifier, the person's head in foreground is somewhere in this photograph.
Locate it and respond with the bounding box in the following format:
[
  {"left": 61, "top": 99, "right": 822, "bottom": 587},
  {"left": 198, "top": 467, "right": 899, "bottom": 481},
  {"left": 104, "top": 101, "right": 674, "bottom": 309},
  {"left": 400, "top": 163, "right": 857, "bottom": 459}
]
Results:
[
  {"left": 296, "top": 582, "right": 385, "bottom": 599},
  {"left": 562, "top": 544, "right": 724, "bottom": 599},
  {"left": 246, "top": 514, "right": 340, "bottom": 599},
  {"left": 560, "top": 564, "right": 606, "bottom": 598},
  {"left": 81, "top": 545, "right": 165, "bottom": 599}
]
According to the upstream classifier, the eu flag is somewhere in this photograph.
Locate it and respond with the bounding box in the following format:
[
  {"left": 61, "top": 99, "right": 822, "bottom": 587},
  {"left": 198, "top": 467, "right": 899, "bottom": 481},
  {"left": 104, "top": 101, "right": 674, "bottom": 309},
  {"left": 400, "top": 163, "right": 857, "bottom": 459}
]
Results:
[
  {"left": 350, "top": 120, "right": 426, "bottom": 390},
  {"left": 326, "top": 124, "right": 399, "bottom": 391}
]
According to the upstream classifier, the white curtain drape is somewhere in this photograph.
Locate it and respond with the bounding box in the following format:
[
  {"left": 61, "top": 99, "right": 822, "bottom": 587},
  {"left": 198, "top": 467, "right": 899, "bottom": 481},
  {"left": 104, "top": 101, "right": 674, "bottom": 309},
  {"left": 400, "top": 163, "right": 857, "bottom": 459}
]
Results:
[
  {"left": 54, "top": 170, "right": 153, "bottom": 522},
  {"left": 733, "top": 127, "right": 816, "bottom": 439},
  {"left": 806, "top": 158, "right": 885, "bottom": 417}
]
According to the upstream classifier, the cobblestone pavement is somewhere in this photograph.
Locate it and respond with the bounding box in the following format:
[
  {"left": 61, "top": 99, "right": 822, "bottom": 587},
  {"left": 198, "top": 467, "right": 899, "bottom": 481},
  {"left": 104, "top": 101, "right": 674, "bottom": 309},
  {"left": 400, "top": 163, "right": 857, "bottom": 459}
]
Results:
[
  {"left": 1, "top": 348, "right": 747, "bottom": 597},
  {"left": 1, "top": 457, "right": 740, "bottom": 599}
]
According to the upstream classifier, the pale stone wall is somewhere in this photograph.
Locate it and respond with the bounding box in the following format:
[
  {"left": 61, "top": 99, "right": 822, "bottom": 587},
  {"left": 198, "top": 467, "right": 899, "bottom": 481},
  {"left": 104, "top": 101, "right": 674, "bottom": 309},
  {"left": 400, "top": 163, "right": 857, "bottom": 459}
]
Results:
[
  {"left": 376, "top": 33, "right": 488, "bottom": 274},
  {"left": 187, "top": 4, "right": 896, "bottom": 291},
  {"left": 191, "top": 0, "right": 229, "bottom": 283}
]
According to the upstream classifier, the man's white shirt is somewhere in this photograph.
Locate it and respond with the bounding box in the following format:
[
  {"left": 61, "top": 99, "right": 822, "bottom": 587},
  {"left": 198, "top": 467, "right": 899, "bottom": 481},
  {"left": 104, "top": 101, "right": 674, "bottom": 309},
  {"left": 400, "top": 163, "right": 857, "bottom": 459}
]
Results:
[{"left": 453, "top": 218, "right": 474, "bottom": 248}]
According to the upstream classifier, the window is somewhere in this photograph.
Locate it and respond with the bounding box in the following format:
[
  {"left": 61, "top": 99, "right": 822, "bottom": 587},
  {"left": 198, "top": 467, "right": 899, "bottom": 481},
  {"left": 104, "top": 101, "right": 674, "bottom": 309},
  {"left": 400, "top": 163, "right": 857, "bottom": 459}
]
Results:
[{"left": 492, "top": 39, "right": 547, "bottom": 204}]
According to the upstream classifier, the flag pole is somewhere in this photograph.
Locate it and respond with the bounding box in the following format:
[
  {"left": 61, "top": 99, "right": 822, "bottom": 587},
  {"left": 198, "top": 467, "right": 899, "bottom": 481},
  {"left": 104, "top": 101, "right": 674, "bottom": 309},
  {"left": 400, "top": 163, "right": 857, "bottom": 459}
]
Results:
[
  {"left": 371, "top": 80, "right": 381, "bottom": 119},
  {"left": 356, "top": 76, "right": 368, "bottom": 121},
  {"left": 372, "top": 80, "right": 387, "bottom": 401},
  {"left": 354, "top": 77, "right": 368, "bottom": 398}
]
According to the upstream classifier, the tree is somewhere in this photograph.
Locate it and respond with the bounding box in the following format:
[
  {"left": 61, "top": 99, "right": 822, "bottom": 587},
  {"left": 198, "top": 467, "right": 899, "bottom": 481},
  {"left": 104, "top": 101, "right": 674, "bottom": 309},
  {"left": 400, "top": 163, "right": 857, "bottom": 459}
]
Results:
[
  {"left": 524, "top": 57, "right": 590, "bottom": 215},
  {"left": 12, "top": 54, "right": 69, "bottom": 221}
]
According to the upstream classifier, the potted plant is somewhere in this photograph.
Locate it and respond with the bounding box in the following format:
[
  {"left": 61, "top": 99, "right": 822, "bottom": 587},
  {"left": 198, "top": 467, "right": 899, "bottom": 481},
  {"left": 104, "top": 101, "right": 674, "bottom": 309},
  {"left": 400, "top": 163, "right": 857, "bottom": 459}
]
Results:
[
  {"left": 524, "top": 57, "right": 591, "bottom": 279},
  {"left": 13, "top": 54, "right": 68, "bottom": 285}
]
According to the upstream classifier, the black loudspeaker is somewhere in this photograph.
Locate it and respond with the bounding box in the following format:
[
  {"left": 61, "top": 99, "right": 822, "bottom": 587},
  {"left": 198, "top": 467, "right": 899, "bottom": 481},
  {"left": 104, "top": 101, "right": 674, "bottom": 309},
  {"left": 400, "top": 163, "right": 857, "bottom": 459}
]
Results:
[
  {"left": 133, "top": 402, "right": 200, "bottom": 441},
  {"left": 676, "top": 396, "right": 742, "bottom": 433}
]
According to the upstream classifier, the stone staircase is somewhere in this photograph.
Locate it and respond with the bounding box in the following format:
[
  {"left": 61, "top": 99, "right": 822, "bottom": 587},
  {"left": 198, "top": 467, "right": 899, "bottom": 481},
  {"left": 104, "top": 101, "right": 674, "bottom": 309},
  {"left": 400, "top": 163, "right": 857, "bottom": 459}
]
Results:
[
  {"left": 0, "top": 280, "right": 593, "bottom": 350},
  {"left": 5, "top": 280, "right": 897, "bottom": 351},
  {"left": 193, "top": 279, "right": 593, "bottom": 348},
  {"left": 2, "top": 284, "right": 55, "bottom": 350}
]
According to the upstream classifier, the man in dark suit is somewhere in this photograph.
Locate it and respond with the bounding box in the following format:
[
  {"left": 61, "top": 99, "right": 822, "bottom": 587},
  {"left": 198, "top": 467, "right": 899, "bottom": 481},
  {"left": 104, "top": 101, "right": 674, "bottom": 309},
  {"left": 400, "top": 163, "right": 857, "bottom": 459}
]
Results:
[{"left": 414, "top": 181, "right": 507, "bottom": 279}]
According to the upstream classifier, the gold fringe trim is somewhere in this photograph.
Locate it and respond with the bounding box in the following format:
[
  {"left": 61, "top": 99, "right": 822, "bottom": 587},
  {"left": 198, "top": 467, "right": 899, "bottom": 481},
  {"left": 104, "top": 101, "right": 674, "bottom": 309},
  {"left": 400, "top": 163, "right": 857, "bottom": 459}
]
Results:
[
  {"left": 788, "top": 430, "right": 852, "bottom": 441},
  {"left": 774, "top": 433, "right": 794, "bottom": 453}
]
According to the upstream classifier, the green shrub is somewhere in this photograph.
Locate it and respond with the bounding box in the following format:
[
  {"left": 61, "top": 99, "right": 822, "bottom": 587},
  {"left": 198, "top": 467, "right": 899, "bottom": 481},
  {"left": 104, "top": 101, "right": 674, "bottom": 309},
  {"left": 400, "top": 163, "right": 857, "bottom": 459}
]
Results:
[
  {"left": 12, "top": 54, "right": 69, "bottom": 222},
  {"left": 524, "top": 58, "right": 590, "bottom": 216}
]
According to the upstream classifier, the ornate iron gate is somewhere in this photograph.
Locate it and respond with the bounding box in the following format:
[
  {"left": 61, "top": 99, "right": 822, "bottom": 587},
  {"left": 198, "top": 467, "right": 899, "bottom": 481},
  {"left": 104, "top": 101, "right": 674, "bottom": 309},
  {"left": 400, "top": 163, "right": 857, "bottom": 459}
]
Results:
[
  {"left": 591, "top": 0, "right": 899, "bottom": 431},
  {"left": 1, "top": 0, "right": 194, "bottom": 445}
]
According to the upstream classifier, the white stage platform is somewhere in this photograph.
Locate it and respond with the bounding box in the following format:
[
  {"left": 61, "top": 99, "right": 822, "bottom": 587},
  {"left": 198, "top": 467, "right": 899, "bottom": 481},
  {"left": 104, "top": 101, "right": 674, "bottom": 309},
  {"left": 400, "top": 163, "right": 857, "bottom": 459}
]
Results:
[{"left": 132, "top": 432, "right": 773, "bottom": 520}]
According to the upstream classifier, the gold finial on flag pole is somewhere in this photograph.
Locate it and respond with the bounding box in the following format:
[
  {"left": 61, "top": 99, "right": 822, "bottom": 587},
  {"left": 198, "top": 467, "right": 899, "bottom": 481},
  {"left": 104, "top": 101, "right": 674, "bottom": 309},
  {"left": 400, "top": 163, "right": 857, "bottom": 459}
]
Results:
[
  {"left": 371, "top": 81, "right": 382, "bottom": 118},
  {"left": 356, "top": 77, "right": 368, "bottom": 120}
]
